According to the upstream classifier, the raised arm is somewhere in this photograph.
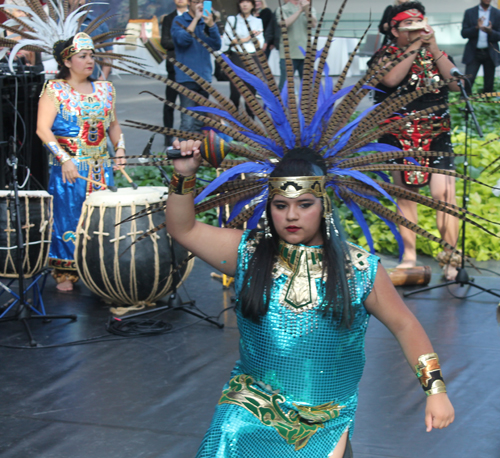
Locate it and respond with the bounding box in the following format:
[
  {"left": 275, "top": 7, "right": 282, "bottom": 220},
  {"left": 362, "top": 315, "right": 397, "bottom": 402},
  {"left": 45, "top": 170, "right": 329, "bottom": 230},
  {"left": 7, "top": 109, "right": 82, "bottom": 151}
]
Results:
[
  {"left": 165, "top": 140, "right": 243, "bottom": 276},
  {"left": 364, "top": 265, "right": 455, "bottom": 432}
]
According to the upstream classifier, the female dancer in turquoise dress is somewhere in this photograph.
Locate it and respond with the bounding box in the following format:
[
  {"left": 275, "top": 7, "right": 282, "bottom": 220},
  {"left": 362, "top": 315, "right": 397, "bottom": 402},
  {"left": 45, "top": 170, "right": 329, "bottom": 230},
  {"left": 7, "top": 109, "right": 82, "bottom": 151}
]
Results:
[
  {"left": 165, "top": 141, "right": 455, "bottom": 457},
  {"left": 36, "top": 33, "right": 126, "bottom": 291}
]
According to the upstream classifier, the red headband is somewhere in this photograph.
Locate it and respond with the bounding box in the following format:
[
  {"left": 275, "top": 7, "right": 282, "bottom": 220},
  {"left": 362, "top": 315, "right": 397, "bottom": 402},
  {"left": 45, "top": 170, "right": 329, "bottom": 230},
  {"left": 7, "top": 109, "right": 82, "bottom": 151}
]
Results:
[{"left": 390, "top": 9, "right": 424, "bottom": 27}]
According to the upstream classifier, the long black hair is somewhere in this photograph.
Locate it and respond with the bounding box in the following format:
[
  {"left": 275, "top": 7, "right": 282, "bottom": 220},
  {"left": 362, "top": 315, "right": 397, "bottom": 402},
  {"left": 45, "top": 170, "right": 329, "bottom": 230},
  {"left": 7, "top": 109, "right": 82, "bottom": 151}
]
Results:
[{"left": 239, "top": 148, "right": 355, "bottom": 327}]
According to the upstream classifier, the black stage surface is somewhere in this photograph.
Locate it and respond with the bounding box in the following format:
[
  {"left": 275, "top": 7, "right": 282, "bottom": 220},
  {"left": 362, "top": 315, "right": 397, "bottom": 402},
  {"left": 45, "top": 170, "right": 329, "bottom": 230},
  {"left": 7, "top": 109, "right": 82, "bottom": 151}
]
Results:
[
  {"left": 1, "top": 254, "right": 500, "bottom": 458},
  {"left": 1, "top": 75, "right": 499, "bottom": 457}
]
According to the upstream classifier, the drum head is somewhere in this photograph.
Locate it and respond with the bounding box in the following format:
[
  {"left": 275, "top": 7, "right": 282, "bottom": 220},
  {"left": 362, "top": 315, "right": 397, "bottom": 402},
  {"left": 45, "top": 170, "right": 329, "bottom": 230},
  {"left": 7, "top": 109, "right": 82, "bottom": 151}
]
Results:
[
  {"left": 83, "top": 187, "right": 169, "bottom": 207},
  {"left": 0, "top": 190, "right": 51, "bottom": 198}
]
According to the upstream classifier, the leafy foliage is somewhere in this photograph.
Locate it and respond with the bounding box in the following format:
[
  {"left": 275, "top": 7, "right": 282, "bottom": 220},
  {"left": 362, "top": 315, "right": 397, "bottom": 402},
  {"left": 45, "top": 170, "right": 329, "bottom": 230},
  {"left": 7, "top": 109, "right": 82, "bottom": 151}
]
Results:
[
  {"left": 116, "top": 78, "right": 500, "bottom": 259},
  {"left": 340, "top": 78, "right": 500, "bottom": 260}
]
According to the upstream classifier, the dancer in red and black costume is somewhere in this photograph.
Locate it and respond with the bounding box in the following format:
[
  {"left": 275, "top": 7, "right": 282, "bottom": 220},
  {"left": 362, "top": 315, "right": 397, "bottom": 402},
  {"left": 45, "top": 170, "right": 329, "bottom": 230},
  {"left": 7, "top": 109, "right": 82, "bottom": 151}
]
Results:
[{"left": 372, "top": 1, "right": 461, "bottom": 281}]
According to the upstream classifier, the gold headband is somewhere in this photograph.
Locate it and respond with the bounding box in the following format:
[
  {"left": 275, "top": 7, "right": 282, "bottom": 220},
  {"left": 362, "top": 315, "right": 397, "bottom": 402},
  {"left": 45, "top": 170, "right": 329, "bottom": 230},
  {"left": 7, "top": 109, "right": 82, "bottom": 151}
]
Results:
[
  {"left": 268, "top": 176, "right": 326, "bottom": 199},
  {"left": 60, "top": 32, "right": 94, "bottom": 61}
]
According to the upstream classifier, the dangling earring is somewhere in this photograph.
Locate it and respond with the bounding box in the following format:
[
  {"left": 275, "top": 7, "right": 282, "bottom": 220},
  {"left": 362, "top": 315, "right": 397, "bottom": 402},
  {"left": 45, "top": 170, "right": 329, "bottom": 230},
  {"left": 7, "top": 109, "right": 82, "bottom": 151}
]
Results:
[
  {"left": 325, "top": 211, "right": 331, "bottom": 240},
  {"left": 330, "top": 213, "right": 339, "bottom": 238},
  {"left": 323, "top": 195, "right": 335, "bottom": 240},
  {"left": 263, "top": 210, "right": 272, "bottom": 239}
]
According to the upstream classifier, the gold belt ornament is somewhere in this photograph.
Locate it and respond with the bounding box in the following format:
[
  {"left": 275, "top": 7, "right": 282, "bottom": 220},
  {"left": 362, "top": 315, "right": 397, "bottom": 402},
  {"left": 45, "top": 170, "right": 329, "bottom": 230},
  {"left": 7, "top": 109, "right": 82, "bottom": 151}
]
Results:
[{"left": 218, "top": 374, "right": 345, "bottom": 451}]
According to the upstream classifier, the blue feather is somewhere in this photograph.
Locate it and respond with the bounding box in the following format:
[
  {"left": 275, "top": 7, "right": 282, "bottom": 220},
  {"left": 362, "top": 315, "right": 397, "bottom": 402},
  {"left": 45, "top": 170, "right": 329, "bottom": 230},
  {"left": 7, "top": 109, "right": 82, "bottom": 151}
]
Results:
[
  {"left": 190, "top": 106, "right": 248, "bottom": 130},
  {"left": 242, "top": 131, "right": 284, "bottom": 157},
  {"left": 220, "top": 54, "right": 295, "bottom": 148},
  {"left": 247, "top": 197, "right": 267, "bottom": 229},
  {"left": 303, "top": 85, "right": 355, "bottom": 147},
  {"left": 361, "top": 85, "right": 385, "bottom": 93},
  {"left": 377, "top": 214, "right": 404, "bottom": 260},
  {"left": 281, "top": 80, "right": 288, "bottom": 108},
  {"left": 373, "top": 171, "right": 391, "bottom": 183},
  {"left": 194, "top": 162, "right": 271, "bottom": 204},
  {"left": 325, "top": 104, "right": 380, "bottom": 157},
  {"left": 339, "top": 192, "right": 375, "bottom": 254},
  {"left": 329, "top": 168, "right": 398, "bottom": 207},
  {"left": 349, "top": 189, "right": 404, "bottom": 260},
  {"left": 228, "top": 195, "right": 256, "bottom": 223}
]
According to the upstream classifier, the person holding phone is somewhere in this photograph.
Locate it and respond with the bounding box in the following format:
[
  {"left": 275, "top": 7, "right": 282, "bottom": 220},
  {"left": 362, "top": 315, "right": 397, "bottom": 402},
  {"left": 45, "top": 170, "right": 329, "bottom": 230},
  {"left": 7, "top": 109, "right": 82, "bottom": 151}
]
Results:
[
  {"left": 171, "top": 0, "right": 221, "bottom": 134},
  {"left": 222, "top": 0, "right": 264, "bottom": 117}
]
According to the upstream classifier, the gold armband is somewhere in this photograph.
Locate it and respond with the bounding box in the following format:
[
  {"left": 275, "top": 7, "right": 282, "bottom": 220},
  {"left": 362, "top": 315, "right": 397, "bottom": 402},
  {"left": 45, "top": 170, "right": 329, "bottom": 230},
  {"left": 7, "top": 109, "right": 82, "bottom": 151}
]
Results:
[
  {"left": 415, "top": 353, "right": 447, "bottom": 397},
  {"left": 114, "top": 133, "right": 125, "bottom": 152},
  {"left": 45, "top": 141, "right": 71, "bottom": 164},
  {"left": 169, "top": 171, "right": 196, "bottom": 195}
]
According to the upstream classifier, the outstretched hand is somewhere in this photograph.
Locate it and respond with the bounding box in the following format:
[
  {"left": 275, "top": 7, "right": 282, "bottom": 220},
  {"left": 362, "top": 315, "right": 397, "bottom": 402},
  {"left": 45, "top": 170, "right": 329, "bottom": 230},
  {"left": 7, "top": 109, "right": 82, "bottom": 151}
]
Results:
[
  {"left": 172, "top": 139, "right": 202, "bottom": 177},
  {"left": 424, "top": 393, "right": 455, "bottom": 432}
]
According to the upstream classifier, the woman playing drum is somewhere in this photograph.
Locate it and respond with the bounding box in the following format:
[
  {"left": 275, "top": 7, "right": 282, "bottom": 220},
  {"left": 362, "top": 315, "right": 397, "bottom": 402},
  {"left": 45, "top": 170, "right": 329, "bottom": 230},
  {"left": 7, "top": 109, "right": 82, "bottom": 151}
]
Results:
[
  {"left": 36, "top": 33, "right": 126, "bottom": 292},
  {"left": 165, "top": 140, "right": 455, "bottom": 457}
]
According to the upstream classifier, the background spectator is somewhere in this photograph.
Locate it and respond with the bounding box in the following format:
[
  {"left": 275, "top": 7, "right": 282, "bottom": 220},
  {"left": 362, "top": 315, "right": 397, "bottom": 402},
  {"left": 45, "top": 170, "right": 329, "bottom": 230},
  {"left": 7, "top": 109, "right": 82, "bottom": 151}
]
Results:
[
  {"left": 222, "top": 0, "right": 264, "bottom": 117},
  {"left": 275, "top": 0, "right": 317, "bottom": 91},
  {"left": 461, "top": 0, "right": 500, "bottom": 93},
  {"left": 161, "top": 0, "right": 188, "bottom": 146},
  {"left": 171, "top": 0, "right": 221, "bottom": 134},
  {"left": 254, "top": 0, "right": 273, "bottom": 58}
]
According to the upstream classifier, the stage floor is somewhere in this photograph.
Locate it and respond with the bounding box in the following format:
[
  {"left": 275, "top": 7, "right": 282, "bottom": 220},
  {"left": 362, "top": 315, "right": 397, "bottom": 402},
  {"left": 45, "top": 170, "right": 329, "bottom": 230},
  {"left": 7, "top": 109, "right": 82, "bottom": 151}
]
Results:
[{"left": 1, "top": 253, "right": 500, "bottom": 458}]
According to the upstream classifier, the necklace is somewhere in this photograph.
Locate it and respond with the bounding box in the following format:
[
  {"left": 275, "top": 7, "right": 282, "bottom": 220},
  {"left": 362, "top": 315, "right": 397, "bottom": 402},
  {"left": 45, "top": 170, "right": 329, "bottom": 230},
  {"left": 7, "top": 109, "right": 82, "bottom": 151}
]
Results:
[{"left": 273, "top": 239, "right": 324, "bottom": 313}]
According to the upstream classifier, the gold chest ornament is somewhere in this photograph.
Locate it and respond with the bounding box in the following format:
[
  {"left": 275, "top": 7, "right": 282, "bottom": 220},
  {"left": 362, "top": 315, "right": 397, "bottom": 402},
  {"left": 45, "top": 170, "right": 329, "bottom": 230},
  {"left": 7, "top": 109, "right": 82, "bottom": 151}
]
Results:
[{"left": 273, "top": 240, "right": 370, "bottom": 313}]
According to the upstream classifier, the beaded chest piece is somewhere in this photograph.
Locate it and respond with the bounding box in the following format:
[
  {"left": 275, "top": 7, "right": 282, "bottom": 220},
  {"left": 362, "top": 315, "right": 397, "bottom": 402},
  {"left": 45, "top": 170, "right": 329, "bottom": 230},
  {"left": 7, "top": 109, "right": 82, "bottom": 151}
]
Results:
[{"left": 43, "top": 79, "right": 115, "bottom": 161}]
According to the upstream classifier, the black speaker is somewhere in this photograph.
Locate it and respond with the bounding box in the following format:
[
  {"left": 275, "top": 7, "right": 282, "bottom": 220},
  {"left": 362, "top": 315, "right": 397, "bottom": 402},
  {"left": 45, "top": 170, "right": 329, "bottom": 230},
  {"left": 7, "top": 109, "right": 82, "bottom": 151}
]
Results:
[{"left": 0, "top": 66, "right": 47, "bottom": 191}]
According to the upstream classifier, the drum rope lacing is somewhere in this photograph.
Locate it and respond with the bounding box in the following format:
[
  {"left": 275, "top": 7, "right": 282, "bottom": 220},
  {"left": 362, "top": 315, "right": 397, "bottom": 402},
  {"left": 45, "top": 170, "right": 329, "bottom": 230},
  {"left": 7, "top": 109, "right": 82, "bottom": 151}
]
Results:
[
  {"left": 75, "top": 197, "right": 195, "bottom": 307},
  {"left": 2, "top": 194, "right": 53, "bottom": 278}
]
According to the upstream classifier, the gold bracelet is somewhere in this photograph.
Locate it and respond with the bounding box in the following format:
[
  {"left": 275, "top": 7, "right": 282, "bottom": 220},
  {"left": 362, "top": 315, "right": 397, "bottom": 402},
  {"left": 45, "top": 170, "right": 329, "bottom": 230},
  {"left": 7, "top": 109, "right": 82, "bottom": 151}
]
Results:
[
  {"left": 169, "top": 171, "right": 196, "bottom": 195},
  {"left": 415, "top": 353, "right": 447, "bottom": 397}
]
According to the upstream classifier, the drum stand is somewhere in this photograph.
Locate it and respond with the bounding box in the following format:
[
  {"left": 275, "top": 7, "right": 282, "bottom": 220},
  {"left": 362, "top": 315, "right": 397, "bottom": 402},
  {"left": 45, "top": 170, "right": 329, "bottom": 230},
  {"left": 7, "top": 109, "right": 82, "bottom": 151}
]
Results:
[
  {"left": 404, "top": 79, "right": 500, "bottom": 300},
  {"left": 0, "top": 137, "right": 77, "bottom": 347},
  {"left": 119, "top": 139, "right": 223, "bottom": 328}
]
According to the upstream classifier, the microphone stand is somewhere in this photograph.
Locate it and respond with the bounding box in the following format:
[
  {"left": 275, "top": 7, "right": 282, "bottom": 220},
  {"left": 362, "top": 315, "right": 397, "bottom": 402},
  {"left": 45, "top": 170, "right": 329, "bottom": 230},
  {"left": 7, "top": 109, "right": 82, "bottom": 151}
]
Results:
[
  {"left": 404, "top": 78, "right": 500, "bottom": 299},
  {"left": 0, "top": 137, "right": 77, "bottom": 346},
  {"left": 119, "top": 136, "right": 223, "bottom": 328}
]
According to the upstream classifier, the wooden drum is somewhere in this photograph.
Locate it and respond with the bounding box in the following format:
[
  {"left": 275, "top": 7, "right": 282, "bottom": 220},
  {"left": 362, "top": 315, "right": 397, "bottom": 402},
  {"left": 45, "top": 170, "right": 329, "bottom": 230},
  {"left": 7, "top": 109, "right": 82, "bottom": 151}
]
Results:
[
  {"left": 388, "top": 266, "right": 432, "bottom": 287},
  {"left": 74, "top": 187, "right": 194, "bottom": 306},
  {"left": 0, "top": 190, "right": 53, "bottom": 278}
]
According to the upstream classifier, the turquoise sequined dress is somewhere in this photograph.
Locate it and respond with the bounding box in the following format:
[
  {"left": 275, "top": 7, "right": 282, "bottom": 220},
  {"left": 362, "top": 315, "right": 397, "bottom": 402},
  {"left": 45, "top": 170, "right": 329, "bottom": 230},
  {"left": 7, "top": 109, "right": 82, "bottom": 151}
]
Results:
[{"left": 197, "top": 230, "right": 379, "bottom": 457}]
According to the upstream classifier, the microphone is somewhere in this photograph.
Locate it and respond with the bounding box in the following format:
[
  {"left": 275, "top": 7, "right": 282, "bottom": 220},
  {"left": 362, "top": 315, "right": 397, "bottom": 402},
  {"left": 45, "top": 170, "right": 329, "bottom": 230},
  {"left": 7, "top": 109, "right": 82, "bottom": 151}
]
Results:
[
  {"left": 164, "top": 131, "right": 230, "bottom": 168},
  {"left": 450, "top": 67, "right": 466, "bottom": 79},
  {"left": 138, "top": 134, "right": 155, "bottom": 163}
]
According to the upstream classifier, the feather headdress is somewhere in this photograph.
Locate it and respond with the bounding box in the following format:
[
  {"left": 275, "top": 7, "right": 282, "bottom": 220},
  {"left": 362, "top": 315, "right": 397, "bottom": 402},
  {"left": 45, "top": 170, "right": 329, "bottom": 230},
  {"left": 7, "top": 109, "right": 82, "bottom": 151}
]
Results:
[
  {"left": 123, "top": 0, "right": 499, "bottom": 255},
  {"left": 0, "top": 0, "right": 137, "bottom": 72}
]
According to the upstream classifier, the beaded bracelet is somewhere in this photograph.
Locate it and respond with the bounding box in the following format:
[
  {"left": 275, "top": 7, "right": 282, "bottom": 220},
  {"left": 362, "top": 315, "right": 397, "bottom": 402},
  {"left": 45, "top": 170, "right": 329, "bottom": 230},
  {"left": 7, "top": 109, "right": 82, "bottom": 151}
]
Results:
[
  {"left": 114, "top": 133, "right": 126, "bottom": 153},
  {"left": 415, "top": 353, "right": 447, "bottom": 397},
  {"left": 45, "top": 141, "right": 71, "bottom": 164},
  {"left": 169, "top": 171, "right": 196, "bottom": 195}
]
